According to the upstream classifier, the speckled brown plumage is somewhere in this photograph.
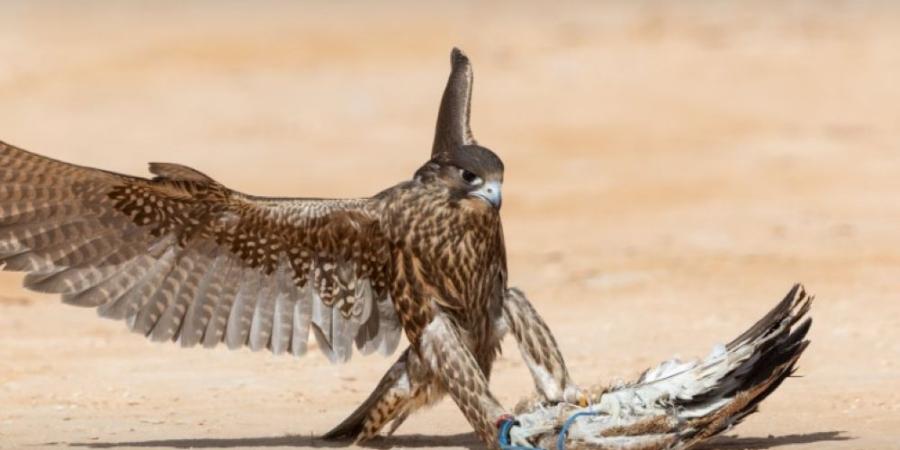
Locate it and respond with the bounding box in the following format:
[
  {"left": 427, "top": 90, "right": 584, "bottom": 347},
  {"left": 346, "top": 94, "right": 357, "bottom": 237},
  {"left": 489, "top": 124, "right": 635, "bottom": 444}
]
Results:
[
  {"left": 1, "top": 48, "right": 581, "bottom": 449},
  {"left": 0, "top": 140, "right": 397, "bottom": 360}
]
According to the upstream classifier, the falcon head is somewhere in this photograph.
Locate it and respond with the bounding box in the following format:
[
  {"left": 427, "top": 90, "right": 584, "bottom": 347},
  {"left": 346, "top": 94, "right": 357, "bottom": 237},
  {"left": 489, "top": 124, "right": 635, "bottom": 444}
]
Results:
[
  {"left": 421, "top": 48, "right": 504, "bottom": 210},
  {"left": 418, "top": 145, "right": 504, "bottom": 209}
]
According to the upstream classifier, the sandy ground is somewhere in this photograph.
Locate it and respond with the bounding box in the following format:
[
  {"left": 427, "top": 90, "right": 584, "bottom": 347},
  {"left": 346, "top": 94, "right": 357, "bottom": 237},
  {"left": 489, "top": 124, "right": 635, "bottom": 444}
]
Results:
[{"left": 1, "top": 1, "right": 899, "bottom": 449}]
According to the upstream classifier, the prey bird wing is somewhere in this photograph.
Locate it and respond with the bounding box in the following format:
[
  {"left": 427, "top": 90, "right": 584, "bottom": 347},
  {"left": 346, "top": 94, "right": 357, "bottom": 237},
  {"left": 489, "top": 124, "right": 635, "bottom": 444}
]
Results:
[{"left": 0, "top": 141, "right": 401, "bottom": 363}]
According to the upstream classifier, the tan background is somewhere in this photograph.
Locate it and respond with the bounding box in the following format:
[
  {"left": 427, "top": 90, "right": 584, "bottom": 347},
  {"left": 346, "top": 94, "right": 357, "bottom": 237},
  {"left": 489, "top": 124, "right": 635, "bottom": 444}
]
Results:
[{"left": 1, "top": 1, "right": 898, "bottom": 449}]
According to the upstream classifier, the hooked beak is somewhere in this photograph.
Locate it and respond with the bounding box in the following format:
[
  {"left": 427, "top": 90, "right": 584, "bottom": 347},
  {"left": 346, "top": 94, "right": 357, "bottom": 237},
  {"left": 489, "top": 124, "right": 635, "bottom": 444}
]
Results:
[{"left": 470, "top": 181, "right": 502, "bottom": 209}]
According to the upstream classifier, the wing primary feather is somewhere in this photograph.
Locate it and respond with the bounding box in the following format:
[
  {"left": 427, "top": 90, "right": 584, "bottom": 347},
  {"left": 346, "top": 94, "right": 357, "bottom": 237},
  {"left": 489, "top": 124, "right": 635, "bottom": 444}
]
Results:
[
  {"left": 249, "top": 267, "right": 277, "bottom": 352},
  {"left": 375, "top": 295, "right": 403, "bottom": 356},
  {"left": 225, "top": 269, "right": 261, "bottom": 350},
  {"left": 98, "top": 248, "right": 178, "bottom": 324},
  {"left": 269, "top": 263, "right": 294, "bottom": 355},
  {"left": 131, "top": 249, "right": 194, "bottom": 336},
  {"left": 354, "top": 279, "right": 381, "bottom": 355},
  {"left": 42, "top": 239, "right": 149, "bottom": 298},
  {"left": 149, "top": 246, "right": 215, "bottom": 342},
  {"left": 180, "top": 249, "right": 225, "bottom": 347},
  {"left": 202, "top": 257, "right": 240, "bottom": 347},
  {"left": 310, "top": 282, "right": 335, "bottom": 360},
  {"left": 291, "top": 282, "right": 313, "bottom": 357},
  {"left": 329, "top": 299, "right": 354, "bottom": 364},
  {"left": 1, "top": 220, "right": 114, "bottom": 274}
]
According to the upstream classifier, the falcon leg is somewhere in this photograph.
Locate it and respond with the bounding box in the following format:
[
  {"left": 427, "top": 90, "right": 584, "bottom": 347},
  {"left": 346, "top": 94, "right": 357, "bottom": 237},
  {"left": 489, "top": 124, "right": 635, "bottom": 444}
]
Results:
[
  {"left": 503, "top": 287, "right": 585, "bottom": 405},
  {"left": 322, "top": 348, "right": 443, "bottom": 442},
  {"left": 419, "top": 312, "right": 509, "bottom": 448}
]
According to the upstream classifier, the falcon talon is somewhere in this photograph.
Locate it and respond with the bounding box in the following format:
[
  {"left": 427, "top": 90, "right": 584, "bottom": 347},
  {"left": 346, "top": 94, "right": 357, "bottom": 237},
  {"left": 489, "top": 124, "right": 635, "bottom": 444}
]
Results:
[{"left": 576, "top": 395, "right": 590, "bottom": 408}]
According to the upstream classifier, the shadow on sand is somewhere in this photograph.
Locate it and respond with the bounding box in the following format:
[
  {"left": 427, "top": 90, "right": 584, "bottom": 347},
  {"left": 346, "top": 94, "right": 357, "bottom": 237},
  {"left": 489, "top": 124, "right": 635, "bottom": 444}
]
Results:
[
  {"left": 697, "top": 431, "right": 850, "bottom": 449},
  {"left": 66, "top": 432, "right": 481, "bottom": 449},
  {"left": 62, "top": 430, "right": 848, "bottom": 449}
]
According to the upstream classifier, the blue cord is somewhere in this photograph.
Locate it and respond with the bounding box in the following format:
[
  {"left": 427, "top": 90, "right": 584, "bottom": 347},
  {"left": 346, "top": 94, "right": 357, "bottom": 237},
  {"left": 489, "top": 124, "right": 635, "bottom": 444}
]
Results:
[
  {"left": 498, "top": 410, "right": 601, "bottom": 450},
  {"left": 556, "top": 411, "right": 599, "bottom": 450},
  {"left": 497, "top": 417, "right": 540, "bottom": 450}
]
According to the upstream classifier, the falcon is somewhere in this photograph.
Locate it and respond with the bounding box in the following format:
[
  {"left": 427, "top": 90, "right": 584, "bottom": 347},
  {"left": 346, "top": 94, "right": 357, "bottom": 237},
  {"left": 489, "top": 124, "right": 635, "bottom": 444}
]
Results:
[{"left": 0, "top": 49, "right": 581, "bottom": 448}]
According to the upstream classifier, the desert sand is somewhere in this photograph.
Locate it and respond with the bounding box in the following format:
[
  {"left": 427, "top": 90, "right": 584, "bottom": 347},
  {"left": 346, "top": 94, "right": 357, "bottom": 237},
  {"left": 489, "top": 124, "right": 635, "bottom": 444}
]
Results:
[{"left": 1, "top": 1, "right": 898, "bottom": 449}]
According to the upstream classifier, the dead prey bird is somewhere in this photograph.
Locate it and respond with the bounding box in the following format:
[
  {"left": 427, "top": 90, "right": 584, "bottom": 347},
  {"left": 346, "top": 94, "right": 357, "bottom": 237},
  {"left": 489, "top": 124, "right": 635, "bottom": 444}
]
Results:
[{"left": 0, "top": 49, "right": 810, "bottom": 449}]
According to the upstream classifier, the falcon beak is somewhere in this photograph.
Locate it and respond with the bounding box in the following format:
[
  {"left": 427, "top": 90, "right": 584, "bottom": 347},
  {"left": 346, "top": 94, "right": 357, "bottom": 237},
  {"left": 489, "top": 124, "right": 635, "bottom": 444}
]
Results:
[{"left": 471, "top": 181, "right": 502, "bottom": 209}]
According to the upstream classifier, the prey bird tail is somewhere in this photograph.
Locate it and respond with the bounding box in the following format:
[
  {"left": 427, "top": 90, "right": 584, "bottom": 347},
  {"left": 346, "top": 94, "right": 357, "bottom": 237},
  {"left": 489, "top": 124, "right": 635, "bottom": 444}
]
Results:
[{"left": 675, "top": 284, "right": 812, "bottom": 447}]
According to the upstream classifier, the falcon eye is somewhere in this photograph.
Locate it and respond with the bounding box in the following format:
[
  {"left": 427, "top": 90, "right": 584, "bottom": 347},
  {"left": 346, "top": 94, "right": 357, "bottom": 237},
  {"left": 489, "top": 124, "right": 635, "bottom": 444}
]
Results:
[{"left": 460, "top": 169, "right": 482, "bottom": 185}]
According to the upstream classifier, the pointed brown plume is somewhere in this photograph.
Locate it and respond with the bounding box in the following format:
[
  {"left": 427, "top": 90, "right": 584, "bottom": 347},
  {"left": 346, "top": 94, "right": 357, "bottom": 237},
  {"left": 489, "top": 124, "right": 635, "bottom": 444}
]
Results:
[{"left": 432, "top": 48, "right": 476, "bottom": 157}]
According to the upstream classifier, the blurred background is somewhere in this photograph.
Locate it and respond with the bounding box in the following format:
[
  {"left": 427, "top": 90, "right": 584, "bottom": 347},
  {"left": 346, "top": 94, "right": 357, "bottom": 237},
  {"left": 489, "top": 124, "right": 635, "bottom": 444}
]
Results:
[{"left": 1, "top": 1, "right": 898, "bottom": 449}]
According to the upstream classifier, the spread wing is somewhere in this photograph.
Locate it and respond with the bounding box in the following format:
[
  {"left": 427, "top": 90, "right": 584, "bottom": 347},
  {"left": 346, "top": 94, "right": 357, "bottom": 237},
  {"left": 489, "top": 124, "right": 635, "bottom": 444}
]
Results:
[{"left": 0, "top": 141, "right": 402, "bottom": 363}]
